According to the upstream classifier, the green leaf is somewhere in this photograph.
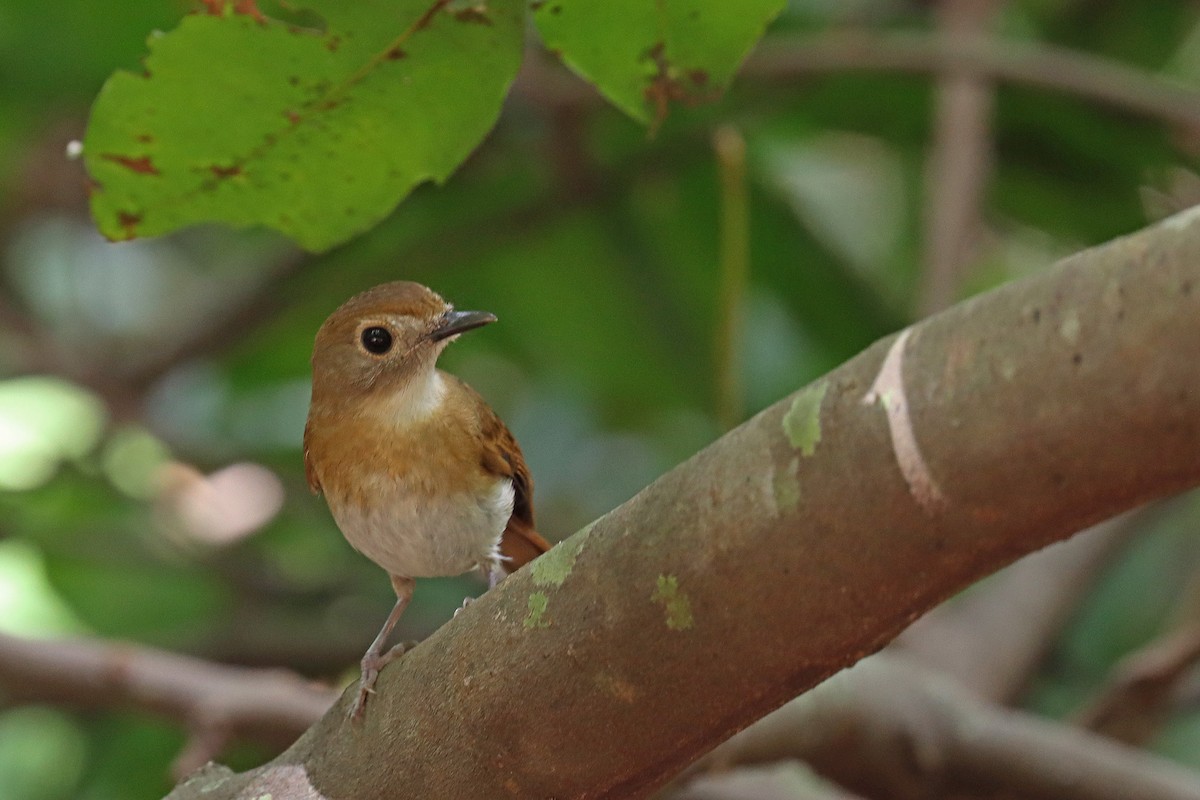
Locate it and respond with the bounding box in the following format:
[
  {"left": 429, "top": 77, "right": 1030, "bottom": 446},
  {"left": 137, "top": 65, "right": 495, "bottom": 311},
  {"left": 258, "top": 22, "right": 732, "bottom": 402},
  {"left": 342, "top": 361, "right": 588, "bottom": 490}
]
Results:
[
  {"left": 83, "top": 1, "right": 524, "bottom": 252},
  {"left": 533, "top": 0, "right": 784, "bottom": 127}
]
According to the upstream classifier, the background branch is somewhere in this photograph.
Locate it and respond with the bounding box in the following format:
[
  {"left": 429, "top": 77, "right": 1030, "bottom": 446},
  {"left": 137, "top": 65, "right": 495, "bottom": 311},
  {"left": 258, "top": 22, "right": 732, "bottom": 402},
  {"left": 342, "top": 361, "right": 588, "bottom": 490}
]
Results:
[
  {"left": 676, "top": 654, "right": 1200, "bottom": 800},
  {"left": 745, "top": 31, "right": 1200, "bottom": 131},
  {"left": 0, "top": 631, "right": 332, "bottom": 764},
  {"left": 917, "top": 0, "right": 1001, "bottom": 316},
  {"left": 1075, "top": 610, "right": 1200, "bottom": 744},
  {"left": 895, "top": 510, "right": 1147, "bottom": 703}
]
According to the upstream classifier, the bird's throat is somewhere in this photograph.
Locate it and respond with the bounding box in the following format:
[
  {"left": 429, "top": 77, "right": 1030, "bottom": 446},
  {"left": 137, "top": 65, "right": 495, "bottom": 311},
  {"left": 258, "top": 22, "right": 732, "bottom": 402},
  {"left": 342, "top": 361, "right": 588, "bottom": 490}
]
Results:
[{"left": 371, "top": 368, "right": 448, "bottom": 429}]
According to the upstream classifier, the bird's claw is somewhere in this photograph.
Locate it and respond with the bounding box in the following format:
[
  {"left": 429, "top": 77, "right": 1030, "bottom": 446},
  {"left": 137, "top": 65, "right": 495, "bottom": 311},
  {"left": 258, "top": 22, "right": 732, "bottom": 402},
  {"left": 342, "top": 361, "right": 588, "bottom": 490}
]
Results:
[
  {"left": 349, "top": 666, "right": 380, "bottom": 723},
  {"left": 453, "top": 596, "right": 475, "bottom": 618},
  {"left": 348, "top": 643, "right": 411, "bottom": 723}
]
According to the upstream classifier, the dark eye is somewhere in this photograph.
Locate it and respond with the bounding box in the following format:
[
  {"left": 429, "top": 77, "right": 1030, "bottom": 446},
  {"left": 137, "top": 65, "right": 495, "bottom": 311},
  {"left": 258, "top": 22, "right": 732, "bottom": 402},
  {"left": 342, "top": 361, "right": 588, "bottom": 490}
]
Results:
[{"left": 360, "top": 326, "right": 393, "bottom": 354}]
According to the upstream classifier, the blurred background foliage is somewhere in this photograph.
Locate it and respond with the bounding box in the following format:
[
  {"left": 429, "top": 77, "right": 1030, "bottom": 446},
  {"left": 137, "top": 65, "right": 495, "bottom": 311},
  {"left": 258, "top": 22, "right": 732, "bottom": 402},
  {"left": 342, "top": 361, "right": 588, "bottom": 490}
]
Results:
[{"left": 1, "top": 0, "right": 1200, "bottom": 797}]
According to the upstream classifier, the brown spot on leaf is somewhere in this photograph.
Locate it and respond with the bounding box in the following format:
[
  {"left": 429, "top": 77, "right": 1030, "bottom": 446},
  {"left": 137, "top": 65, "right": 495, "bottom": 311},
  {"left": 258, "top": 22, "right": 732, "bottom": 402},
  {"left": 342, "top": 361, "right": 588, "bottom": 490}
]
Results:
[
  {"left": 453, "top": 6, "right": 493, "bottom": 25},
  {"left": 640, "top": 42, "right": 720, "bottom": 135},
  {"left": 116, "top": 210, "right": 142, "bottom": 239},
  {"left": 234, "top": 0, "right": 266, "bottom": 22},
  {"left": 386, "top": 46, "right": 407, "bottom": 60},
  {"left": 284, "top": 110, "right": 302, "bottom": 126},
  {"left": 199, "top": 0, "right": 265, "bottom": 22},
  {"left": 135, "top": 133, "right": 154, "bottom": 144},
  {"left": 641, "top": 42, "right": 684, "bottom": 134},
  {"left": 414, "top": 0, "right": 453, "bottom": 32},
  {"left": 325, "top": 34, "right": 341, "bottom": 51},
  {"left": 101, "top": 154, "right": 160, "bottom": 176},
  {"left": 210, "top": 164, "right": 242, "bottom": 178}
]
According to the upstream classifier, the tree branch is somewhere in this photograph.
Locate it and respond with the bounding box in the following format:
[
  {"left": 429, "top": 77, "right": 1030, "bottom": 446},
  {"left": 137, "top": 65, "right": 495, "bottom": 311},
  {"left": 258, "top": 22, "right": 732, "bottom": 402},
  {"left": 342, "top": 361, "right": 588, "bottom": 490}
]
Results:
[
  {"left": 671, "top": 762, "right": 865, "bottom": 800},
  {"left": 676, "top": 654, "right": 1200, "bottom": 800},
  {"left": 744, "top": 31, "right": 1200, "bottom": 131},
  {"left": 1075, "top": 616, "right": 1200, "bottom": 745},
  {"left": 0, "top": 631, "right": 333, "bottom": 758},
  {"left": 165, "top": 207, "right": 1200, "bottom": 798},
  {"left": 895, "top": 510, "right": 1146, "bottom": 702},
  {"left": 918, "top": 0, "right": 1000, "bottom": 316}
]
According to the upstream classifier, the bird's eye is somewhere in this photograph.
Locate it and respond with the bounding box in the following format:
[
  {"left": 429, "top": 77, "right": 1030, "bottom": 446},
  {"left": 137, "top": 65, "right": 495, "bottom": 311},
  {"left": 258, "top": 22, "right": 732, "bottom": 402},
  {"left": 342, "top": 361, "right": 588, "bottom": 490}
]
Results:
[{"left": 360, "top": 326, "right": 393, "bottom": 355}]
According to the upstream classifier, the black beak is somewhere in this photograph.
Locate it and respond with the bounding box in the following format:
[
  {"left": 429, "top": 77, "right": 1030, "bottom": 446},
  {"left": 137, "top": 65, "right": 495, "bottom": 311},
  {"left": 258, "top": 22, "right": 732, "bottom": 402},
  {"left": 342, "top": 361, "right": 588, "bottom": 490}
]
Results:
[{"left": 429, "top": 309, "right": 497, "bottom": 342}]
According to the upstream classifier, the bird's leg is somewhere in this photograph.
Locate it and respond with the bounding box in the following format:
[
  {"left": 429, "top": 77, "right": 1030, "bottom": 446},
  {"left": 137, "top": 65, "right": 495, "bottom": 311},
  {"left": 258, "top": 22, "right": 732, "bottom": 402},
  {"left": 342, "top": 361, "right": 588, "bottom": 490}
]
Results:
[
  {"left": 486, "top": 559, "right": 506, "bottom": 590},
  {"left": 350, "top": 575, "right": 415, "bottom": 723},
  {"left": 454, "top": 558, "right": 507, "bottom": 617}
]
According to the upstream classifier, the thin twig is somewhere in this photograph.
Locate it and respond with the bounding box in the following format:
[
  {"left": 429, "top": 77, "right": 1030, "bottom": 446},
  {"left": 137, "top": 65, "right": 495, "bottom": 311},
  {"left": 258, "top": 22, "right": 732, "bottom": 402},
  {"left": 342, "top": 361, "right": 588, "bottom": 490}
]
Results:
[
  {"left": 917, "top": 0, "right": 1001, "bottom": 316},
  {"left": 1074, "top": 552, "right": 1200, "bottom": 746},
  {"left": 713, "top": 125, "right": 750, "bottom": 431},
  {"left": 745, "top": 31, "right": 1200, "bottom": 131},
  {"left": 119, "top": 248, "right": 310, "bottom": 393}
]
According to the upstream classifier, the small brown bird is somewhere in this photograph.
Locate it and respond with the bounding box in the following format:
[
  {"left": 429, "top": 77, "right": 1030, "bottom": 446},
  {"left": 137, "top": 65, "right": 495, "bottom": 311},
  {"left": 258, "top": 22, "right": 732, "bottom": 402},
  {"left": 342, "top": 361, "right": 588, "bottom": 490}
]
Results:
[{"left": 303, "top": 281, "right": 550, "bottom": 720}]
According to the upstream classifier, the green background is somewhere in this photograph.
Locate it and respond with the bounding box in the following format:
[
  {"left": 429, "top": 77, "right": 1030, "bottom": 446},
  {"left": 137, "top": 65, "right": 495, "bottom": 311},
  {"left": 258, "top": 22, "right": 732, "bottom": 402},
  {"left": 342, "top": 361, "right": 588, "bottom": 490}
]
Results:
[{"left": 1, "top": 0, "right": 1199, "bottom": 797}]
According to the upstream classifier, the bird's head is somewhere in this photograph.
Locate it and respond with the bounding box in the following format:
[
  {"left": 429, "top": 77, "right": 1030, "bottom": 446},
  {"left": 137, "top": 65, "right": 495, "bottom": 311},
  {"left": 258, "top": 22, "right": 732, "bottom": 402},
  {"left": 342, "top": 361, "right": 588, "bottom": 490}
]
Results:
[{"left": 309, "top": 281, "right": 496, "bottom": 409}]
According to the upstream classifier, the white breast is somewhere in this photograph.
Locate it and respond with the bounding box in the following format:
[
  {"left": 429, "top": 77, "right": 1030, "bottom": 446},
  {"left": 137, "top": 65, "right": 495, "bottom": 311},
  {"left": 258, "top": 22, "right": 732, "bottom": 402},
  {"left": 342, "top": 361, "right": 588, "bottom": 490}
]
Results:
[{"left": 329, "top": 476, "right": 514, "bottom": 579}]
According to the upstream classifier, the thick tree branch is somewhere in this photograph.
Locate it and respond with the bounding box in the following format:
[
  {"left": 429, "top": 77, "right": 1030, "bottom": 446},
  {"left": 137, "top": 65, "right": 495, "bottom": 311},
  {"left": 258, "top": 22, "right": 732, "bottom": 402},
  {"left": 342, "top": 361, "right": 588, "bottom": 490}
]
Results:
[{"left": 166, "top": 207, "right": 1200, "bottom": 799}]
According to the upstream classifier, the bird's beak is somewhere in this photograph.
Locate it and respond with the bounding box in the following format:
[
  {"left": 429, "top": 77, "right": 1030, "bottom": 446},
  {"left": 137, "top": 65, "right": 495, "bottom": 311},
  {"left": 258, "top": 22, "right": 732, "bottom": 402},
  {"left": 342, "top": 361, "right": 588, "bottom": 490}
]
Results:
[{"left": 429, "top": 310, "right": 497, "bottom": 342}]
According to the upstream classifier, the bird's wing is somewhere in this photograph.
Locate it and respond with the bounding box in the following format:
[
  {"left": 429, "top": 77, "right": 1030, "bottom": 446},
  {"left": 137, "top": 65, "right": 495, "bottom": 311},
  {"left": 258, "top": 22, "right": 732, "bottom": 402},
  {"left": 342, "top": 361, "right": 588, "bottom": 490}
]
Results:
[{"left": 474, "top": 390, "right": 552, "bottom": 571}]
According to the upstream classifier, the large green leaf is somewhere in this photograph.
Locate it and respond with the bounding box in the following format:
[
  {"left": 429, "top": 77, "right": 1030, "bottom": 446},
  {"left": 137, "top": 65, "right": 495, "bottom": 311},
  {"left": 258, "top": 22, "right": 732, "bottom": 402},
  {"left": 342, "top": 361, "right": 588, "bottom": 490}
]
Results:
[
  {"left": 83, "top": 1, "right": 524, "bottom": 252},
  {"left": 533, "top": 0, "right": 784, "bottom": 126}
]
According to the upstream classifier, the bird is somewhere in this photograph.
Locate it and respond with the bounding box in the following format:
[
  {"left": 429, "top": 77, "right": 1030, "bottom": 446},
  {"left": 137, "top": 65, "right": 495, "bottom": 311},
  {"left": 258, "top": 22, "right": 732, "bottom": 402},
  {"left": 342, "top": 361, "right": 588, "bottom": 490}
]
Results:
[{"left": 303, "top": 281, "right": 550, "bottom": 721}]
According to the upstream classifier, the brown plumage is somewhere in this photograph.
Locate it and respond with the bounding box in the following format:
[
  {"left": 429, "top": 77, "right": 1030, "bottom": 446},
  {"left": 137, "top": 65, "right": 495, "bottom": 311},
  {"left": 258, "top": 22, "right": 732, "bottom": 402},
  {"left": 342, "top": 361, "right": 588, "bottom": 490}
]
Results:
[
  {"left": 303, "top": 281, "right": 550, "bottom": 720},
  {"left": 471, "top": 378, "right": 549, "bottom": 568}
]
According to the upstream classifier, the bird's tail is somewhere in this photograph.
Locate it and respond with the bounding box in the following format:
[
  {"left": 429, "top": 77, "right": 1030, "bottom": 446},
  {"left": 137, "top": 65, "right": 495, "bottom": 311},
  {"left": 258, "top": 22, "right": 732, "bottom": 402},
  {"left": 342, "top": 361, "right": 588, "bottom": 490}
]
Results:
[{"left": 500, "top": 517, "right": 552, "bottom": 572}]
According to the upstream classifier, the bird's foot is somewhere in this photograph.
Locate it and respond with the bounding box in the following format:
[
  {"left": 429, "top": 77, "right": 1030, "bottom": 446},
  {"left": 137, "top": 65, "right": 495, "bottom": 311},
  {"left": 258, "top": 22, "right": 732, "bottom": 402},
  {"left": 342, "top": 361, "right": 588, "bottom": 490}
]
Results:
[
  {"left": 348, "top": 643, "right": 406, "bottom": 723},
  {"left": 452, "top": 596, "right": 475, "bottom": 618}
]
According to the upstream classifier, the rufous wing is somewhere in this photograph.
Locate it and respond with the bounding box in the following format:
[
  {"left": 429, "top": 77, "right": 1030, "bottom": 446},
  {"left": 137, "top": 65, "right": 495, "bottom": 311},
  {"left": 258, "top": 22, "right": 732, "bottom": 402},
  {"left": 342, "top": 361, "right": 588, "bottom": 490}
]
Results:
[{"left": 473, "top": 388, "right": 551, "bottom": 571}]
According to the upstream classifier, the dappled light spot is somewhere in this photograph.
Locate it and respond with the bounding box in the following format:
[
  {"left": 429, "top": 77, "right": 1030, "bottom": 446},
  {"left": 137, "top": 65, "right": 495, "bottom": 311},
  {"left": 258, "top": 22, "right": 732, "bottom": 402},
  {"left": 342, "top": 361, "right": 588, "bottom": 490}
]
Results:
[
  {"left": 156, "top": 461, "right": 284, "bottom": 546},
  {"left": 0, "top": 377, "right": 106, "bottom": 492},
  {"left": 0, "top": 541, "right": 87, "bottom": 636}
]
